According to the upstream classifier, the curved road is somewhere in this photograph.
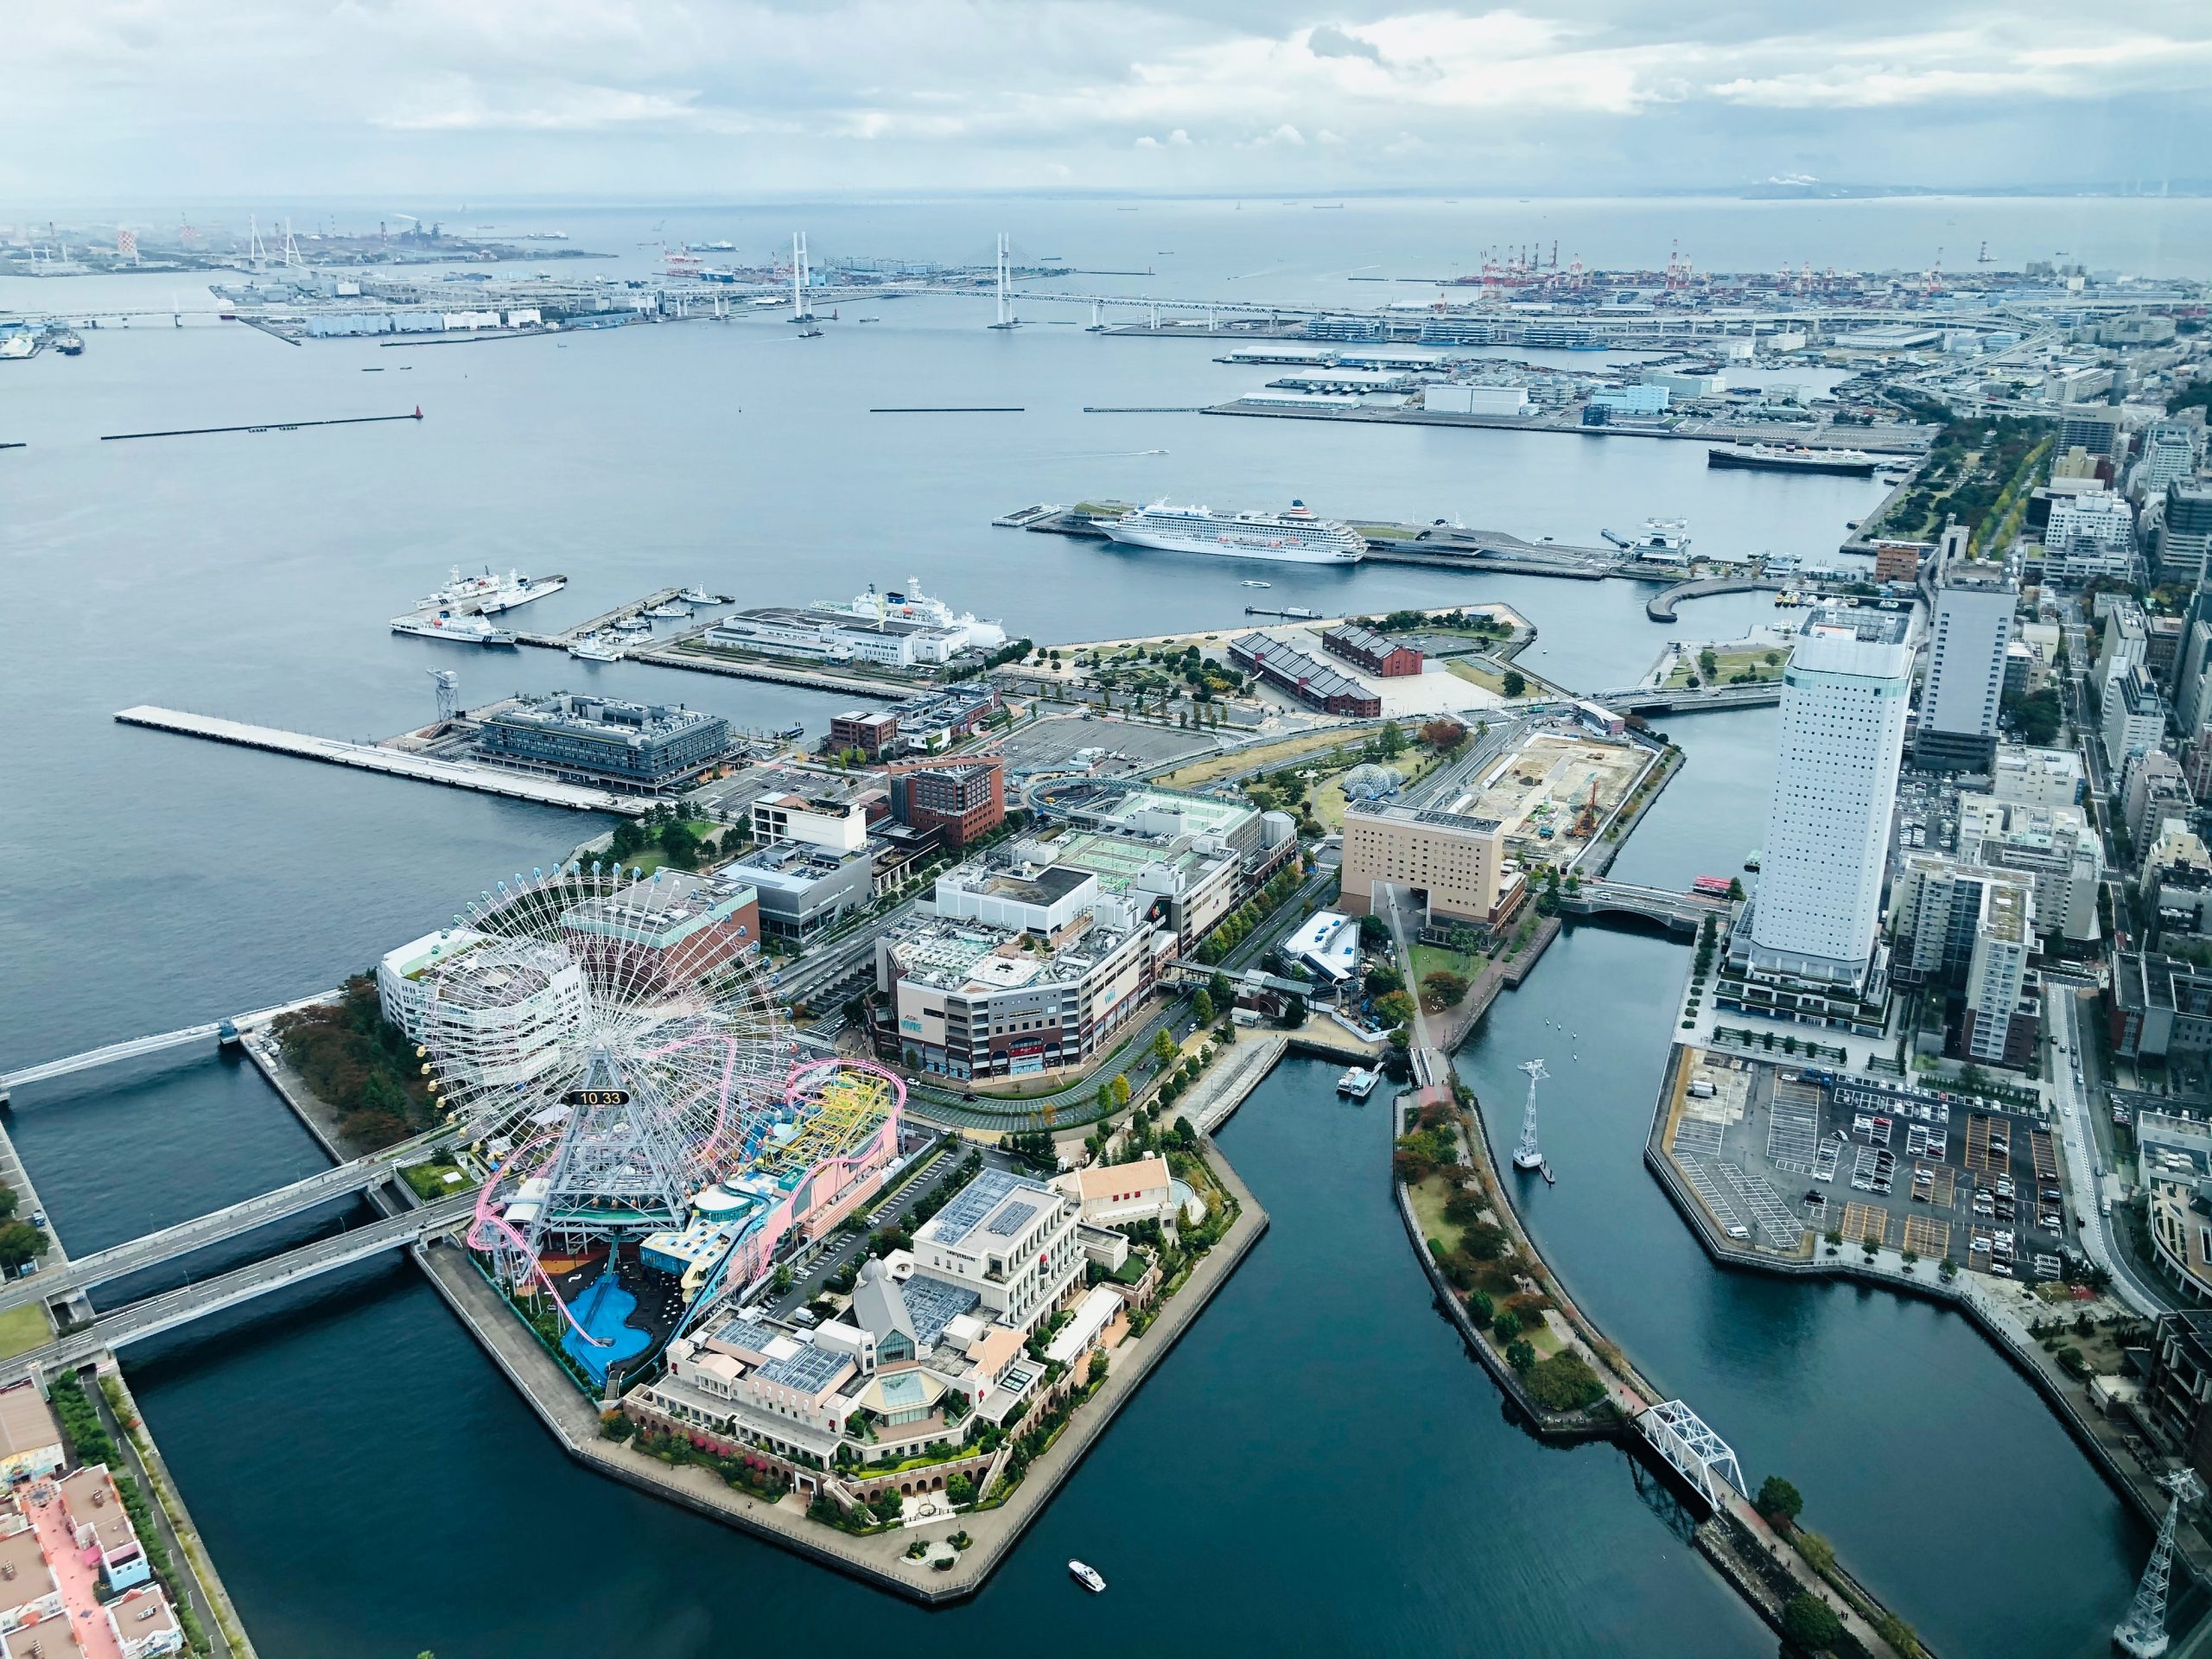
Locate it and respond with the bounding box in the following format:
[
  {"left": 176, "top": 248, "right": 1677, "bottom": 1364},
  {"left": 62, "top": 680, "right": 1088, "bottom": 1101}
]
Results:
[{"left": 2045, "top": 984, "right": 2169, "bottom": 1317}]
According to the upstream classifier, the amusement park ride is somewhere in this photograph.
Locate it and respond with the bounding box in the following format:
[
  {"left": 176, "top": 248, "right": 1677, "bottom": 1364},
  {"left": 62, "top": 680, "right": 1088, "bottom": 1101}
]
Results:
[{"left": 416, "top": 863, "right": 905, "bottom": 1387}]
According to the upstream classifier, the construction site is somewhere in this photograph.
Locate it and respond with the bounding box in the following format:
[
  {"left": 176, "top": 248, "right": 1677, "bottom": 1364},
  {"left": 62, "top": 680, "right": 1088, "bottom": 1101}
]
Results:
[{"left": 1451, "top": 729, "right": 1657, "bottom": 871}]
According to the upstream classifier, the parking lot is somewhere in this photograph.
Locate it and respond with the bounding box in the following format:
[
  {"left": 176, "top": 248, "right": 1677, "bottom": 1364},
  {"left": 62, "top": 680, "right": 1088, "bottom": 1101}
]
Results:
[
  {"left": 997, "top": 714, "right": 1218, "bottom": 779},
  {"left": 1669, "top": 1052, "right": 2075, "bottom": 1279}
]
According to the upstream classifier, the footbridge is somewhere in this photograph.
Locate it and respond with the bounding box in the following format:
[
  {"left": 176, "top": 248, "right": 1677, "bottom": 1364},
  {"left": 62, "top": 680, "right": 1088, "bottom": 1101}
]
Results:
[
  {"left": 1634, "top": 1399, "right": 1747, "bottom": 1513},
  {"left": 1557, "top": 880, "right": 1728, "bottom": 935},
  {"left": 1592, "top": 680, "right": 1785, "bottom": 716},
  {"left": 0, "top": 1139, "right": 448, "bottom": 1316},
  {"left": 1, "top": 1194, "right": 475, "bottom": 1380},
  {"left": 0, "top": 989, "right": 336, "bottom": 1103}
]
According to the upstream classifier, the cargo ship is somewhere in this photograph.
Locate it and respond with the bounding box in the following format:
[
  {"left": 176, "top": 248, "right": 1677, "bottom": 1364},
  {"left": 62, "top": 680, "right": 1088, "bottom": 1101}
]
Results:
[
  {"left": 1102, "top": 500, "right": 1364, "bottom": 565},
  {"left": 1707, "top": 442, "right": 1878, "bottom": 478}
]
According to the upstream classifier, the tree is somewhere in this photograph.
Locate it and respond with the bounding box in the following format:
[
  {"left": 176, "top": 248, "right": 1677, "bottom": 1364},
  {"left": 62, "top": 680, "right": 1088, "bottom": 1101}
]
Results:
[
  {"left": 609, "top": 820, "right": 645, "bottom": 860},
  {"left": 770, "top": 1263, "right": 793, "bottom": 1294},
  {"left": 1781, "top": 1592, "right": 1844, "bottom": 1655},
  {"left": 1279, "top": 993, "right": 1307, "bottom": 1028},
  {"left": 1698, "top": 647, "right": 1719, "bottom": 678},
  {"left": 1726, "top": 876, "right": 1745, "bottom": 902},
  {"left": 0, "top": 1185, "right": 17, "bottom": 1223},
  {"left": 1208, "top": 970, "right": 1233, "bottom": 1009},
  {"left": 1153, "top": 1028, "right": 1179, "bottom": 1066},
  {"left": 1110, "top": 1074, "right": 1130, "bottom": 1107},
  {"left": 1467, "top": 1289, "right": 1495, "bottom": 1323},
  {"left": 1501, "top": 669, "right": 1527, "bottom": 700},
  {"left": 1088, "top": 1351, "right": 1109, "bottom": 1387},
  {"left": 1096, "top": 1082, "right": 1114, "bottom": 1114},
  {"left": 1420, "top": 969, "right": 1470, "bottom": 1012},
  {"left": 1757, "top": 1474, "right": 1805, "bottom": 1529},
  {"left": 1358, "top": 914, "right": 1392, "bottom": 948},
  {"left": 1420, "top": 717, "right": 1468, "bottom": 753},
  {"left": 1491, "top": 1309, "right": 1522, "bottom": 1343},
  {"left": 1377, "top": 721, "right": 1407, "bottom": 758},
  {"left": 658, "top": 821, "right": 701, "bottom": 869},
  {"left": 1505, "top": 1338, "right": 1535, "bottom": 1373},
  {"left": 0, "top": 1224, "right": 45, "bottom": 1274},
  {"left": 1192, "top": 989, "right": 1215, "bottom": 1026}
]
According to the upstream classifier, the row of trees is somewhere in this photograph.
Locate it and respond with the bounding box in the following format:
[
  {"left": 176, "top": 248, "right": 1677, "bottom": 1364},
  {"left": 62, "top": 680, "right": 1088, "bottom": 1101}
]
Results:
[
  {"left": 608, "top": 801, "right": 719, "bottom": 870},
  {"left": 1192, "top": 861, "right": 1306, "bottom": 964}
]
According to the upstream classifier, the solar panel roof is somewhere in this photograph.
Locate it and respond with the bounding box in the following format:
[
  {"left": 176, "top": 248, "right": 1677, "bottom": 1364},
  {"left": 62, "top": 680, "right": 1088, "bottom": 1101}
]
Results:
[
  {"left": 901, "top": 1273, "right": 982, "bottom": 1351},
  {"left": 758, "top": 1342, "right": 849, "bottom": 1393},
  {"left": 986, "top": 1199, "right": 1038, "bottom": 1237}
]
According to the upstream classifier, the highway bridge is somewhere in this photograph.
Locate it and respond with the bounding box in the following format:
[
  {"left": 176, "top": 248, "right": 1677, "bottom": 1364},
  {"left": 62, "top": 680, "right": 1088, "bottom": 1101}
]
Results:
[
  {"left": 1592, "top": 681, "right": 1784, "bottom": 716},
  {"left": 1, "top": 1194, "right": 474, "bottom": 1380},
  {"left": 1557, "top": 880, "right": 1730, "bottom": 935},
  {"left": 0, "top": 1141, "right": 445, "bottom": 1316}
]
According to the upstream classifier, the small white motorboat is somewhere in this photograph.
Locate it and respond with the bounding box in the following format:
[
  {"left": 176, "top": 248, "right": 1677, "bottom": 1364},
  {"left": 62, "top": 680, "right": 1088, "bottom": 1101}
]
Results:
[{"left": 1069, "top": 1560, "right": 1106, "bottom": 1593}]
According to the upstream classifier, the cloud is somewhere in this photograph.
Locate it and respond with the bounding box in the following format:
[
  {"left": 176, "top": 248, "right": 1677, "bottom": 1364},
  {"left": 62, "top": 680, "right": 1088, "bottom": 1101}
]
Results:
[
  {"left": 1307, "top": 23, "right": 1383, "bottom": 65},
  {"left": 4, "top": 1, "right": 2211, "bottom": 196}
]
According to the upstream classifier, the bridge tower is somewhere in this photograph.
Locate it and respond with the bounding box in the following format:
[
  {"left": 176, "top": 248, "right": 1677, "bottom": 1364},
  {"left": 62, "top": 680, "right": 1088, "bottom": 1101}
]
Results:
[
  {"left": 2115, "top": 1469, "right": 2202, "bottom": 1657},
  {"left": 1512, "top": 1058, "right": 1548, "bottom": 1171}
]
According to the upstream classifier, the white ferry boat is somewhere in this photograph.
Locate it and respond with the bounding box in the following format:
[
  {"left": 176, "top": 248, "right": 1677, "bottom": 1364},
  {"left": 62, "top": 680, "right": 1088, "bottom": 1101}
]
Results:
[
  {"left": 569, "top": 633, "right": 622, "bottom": 661},
  {"left": 677, "top": 586, "right": 718, "bottom": 605},
  {"left": 645, "top": 601, "right": 691, "bottom": 619},
  {"left": 810, "top": 579, "right": 1008, "bottom": 652},
  {"left": 1337, "top": 1066, "right": 1380, "bottom": 1099},
  {"left": 1103, "top": 500, "right": 1365, "bottom": 565},
  {"left": 418, "top": 565, "right": 567, "bottom": 614},
  {"left": 391, "top": 610, "right": 516, "bottom": 646},
  {"left": 1068, "top": 1560, "right": 1107, "bottom": 1594}
]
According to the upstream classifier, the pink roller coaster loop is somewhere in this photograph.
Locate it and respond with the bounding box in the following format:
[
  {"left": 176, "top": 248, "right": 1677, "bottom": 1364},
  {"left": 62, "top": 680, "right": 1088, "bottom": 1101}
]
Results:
[{"left": 468, "top": 1135, "right": 616, "bottom": 1348}]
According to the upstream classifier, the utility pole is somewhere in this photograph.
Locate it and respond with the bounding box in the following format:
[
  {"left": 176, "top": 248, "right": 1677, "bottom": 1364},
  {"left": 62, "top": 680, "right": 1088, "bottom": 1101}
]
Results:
[
  {"left": 2115, "top": 1469, "right": 2202, "bottom": 1657},
  {"left": 1512, "top": 1058, "right": 1548, "bottom": 1172}
]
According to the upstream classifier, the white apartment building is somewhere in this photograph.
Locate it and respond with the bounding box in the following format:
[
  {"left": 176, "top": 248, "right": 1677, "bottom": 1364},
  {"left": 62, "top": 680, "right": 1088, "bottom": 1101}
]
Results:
[
  {"left": 2104, "top": 664, "right": 2168, "bottom": 772},
  {"left": 1958, "top": 792, "right": 2105, "bottom": 944},
  {"left": 2043, "top": 490, "right": 2138, "bottom": 586},
  {"left": 1964, "top": 880, "right": 2034, "bottom": 1066},
  {"left": 750, "top": 792, "right": 869, "bottom": 853},
  {"left": 1916, "top": 557, "right": 2014, "bottom": 772},
  {"left": 2094, "top": 600, "right": 2149, "bottom": 706},
  {"left": 1989, "top": 745, "right": 2084, "bottom": 809},
  {"left": 912, "top": 1168, "right": 1085, "bottom": 1334},
  {"left": 1742, "top": 620, "right": 1912, "bottom": 988}
]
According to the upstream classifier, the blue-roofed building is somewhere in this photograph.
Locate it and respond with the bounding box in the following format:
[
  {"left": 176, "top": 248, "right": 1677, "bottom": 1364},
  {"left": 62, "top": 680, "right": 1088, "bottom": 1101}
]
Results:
[{"left": 913, "top": 1167, "right": 1085, "bottom": 1334}]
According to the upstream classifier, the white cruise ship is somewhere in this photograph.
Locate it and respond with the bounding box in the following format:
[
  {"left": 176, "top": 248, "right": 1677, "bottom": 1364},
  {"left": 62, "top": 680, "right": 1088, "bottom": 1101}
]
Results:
[
  {"left": 809, "top": 580, "right": 1009, "bottom": 652},
  {"left": 419, "top": 565, "right": 568, "bottom": 614},
  {"left": 391, "top": 610, "right": 517, "bottom": 646},
  {"left": 1102, "top": 500, "right": 1365, "bottom": 565}
]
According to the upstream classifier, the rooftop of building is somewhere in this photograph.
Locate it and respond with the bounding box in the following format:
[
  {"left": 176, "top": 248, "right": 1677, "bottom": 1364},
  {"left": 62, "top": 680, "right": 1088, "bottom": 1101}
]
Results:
[
  {"left": 939, "top": 862, "right": 1093, "bottom": 909},
  {"left": 1070, "top": 1155, "right": 1171, "bottom": 1202},
  {"left": 922, "top": 1167, "right": 1067, "bottom": 1253},
  {"left": 561, "top": 869, "right": 751, "bottom": 943},
  {"left": 888, "top": 909, "right": 1142, "bottom": 993},
  {"left": 1228, "top": 632, "right": 1373, "bottom": 704},
  {"left": 0, "top": 1388, "right": 59, "bottom": 1465},
  {"left": 726, "top": 839, "right": 870, "bottom": 889},
  {"left": 57, "top": 1465, "right": 138, "bottom": 1557},
  {"left": 1091, "top": 783, "right": 1256, "bottom": 841},
  {"left": 486, "top": 693, "right": 722, "bottom": 736},
  {"left": 1025, "top": 826, "right": 1233, "bottom": 893},
  {"left": 1983, "top": 881, "right": 2030, "bottom": 944},
  {"left": 718, "top": 605, "right": 961, "bottom": 642},
  {"left": 1322, "top": 622, "right": 1413, "bottom": 656},
  {"left": 0, "top": 1522, "right": 53, "bottom": 1605},
  {"left": 1346, "top": 803, "right": 1504, "bottom": 836}
]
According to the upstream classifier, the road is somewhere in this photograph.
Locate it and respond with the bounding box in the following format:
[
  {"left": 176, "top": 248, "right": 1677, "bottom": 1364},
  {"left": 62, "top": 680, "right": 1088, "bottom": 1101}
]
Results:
[{"left": 2044, "top": 984, "right": 2170, "bottom": 1317}]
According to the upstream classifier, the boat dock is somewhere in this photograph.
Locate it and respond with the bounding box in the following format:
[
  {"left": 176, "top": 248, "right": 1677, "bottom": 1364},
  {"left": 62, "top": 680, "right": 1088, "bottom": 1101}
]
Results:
[
  {"left": 113, "top": 707, "right": 649, "bottom": 815},
  {"left": 511, "top": 587, "right": 685, "bottom": 648}
]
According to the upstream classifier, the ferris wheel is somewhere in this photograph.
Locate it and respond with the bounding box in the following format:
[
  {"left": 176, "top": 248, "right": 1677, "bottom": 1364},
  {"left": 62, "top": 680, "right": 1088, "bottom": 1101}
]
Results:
[{"left": 413, "top": 861, "right": 796, "bottom": 1331}]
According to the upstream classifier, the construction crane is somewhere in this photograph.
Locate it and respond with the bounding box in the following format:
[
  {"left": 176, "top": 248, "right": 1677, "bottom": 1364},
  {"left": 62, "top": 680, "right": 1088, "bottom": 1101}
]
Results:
[{"left": 1569, "top": 776, "right": 1599, "bottom": 839}]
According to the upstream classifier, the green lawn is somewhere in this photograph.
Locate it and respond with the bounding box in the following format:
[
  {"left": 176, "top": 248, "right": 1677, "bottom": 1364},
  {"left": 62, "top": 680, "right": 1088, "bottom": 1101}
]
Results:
[
  {"left": 1666, "top": 647, "right": 1784, "bottom": 690},
  {"left": 617, "top": 820, "right": 724, "bottom": 877},
  {"left": 1446, "top": 659, "right": 1508, "bottom": 694},
  {"left": 0, "top": 1303, "right": 48, "bottom": 1361},
  {"left": 1411, "top": 943, "right": 1480, "bottom": 986},
  {"left": 1408, "top": 1173, "right": 1460, "bottom": 1244},
  {"left": 400, "top": 1160, "right": 470, "bottom": 1201}
]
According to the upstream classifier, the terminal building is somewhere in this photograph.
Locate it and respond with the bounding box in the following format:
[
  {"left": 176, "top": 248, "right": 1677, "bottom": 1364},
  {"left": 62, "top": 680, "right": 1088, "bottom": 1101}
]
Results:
[
  {"left": 704, "top": 606, "right": 966, "bottom": 668},
  {"left": 475, "top": 694, "right": 730, "bottom": 791}
]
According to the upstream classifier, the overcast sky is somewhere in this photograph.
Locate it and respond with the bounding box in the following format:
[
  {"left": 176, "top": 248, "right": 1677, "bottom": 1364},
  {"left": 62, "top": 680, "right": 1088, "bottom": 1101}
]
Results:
[{"left": 15, "top": 2, "right": 2212, "bottom": 200}]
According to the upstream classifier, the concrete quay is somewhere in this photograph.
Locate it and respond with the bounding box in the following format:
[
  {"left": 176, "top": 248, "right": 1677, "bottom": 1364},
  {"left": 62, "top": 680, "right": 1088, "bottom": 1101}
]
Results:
[
  {"left": 115, "top": 706, "right": 648, "bottom": 815},
  {"left": 1200, "top": 399, "right": 1930, "bottom": 454},
  {"left": 415, "top": 1142, "right": 1268, "bottom": 1604}
]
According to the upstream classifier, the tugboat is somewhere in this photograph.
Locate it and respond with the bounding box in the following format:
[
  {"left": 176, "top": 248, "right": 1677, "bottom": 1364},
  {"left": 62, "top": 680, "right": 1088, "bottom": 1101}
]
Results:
[{"left": 1068, "top": 1560, "right": 1106, "bottom": 1594}]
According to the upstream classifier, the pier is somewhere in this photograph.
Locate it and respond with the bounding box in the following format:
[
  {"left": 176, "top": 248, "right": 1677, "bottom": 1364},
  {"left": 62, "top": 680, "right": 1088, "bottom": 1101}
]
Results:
[
  {"left": 100, "top": 408, "right": 423, "bottom": 442},
  {"left": 114, "top": 706, "right": 649, "bottom": 815},
  {"left": 0, "top": 988, "right": 334, "bottom": 1103}
]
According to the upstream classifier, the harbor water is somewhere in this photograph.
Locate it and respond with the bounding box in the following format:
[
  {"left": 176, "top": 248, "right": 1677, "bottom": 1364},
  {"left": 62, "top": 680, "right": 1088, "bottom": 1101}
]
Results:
[{"left": 0, "top": 196, "right": 2187, "bottom": 1654}]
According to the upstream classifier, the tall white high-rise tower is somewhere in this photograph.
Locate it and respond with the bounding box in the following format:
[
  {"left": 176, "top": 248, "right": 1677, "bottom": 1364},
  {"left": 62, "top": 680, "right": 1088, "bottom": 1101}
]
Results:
[{"left": 1744, "top": 614, "right": 1914, "bottom": 988}]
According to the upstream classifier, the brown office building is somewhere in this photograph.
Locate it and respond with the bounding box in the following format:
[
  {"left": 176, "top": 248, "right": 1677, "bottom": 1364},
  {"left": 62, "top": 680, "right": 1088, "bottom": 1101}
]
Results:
[
  {"left": 830, "top": 709, "right": 901, "bottom": 761},
  {"left": 888, "top": 757, "right": 1007, "bottom": 849}
]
